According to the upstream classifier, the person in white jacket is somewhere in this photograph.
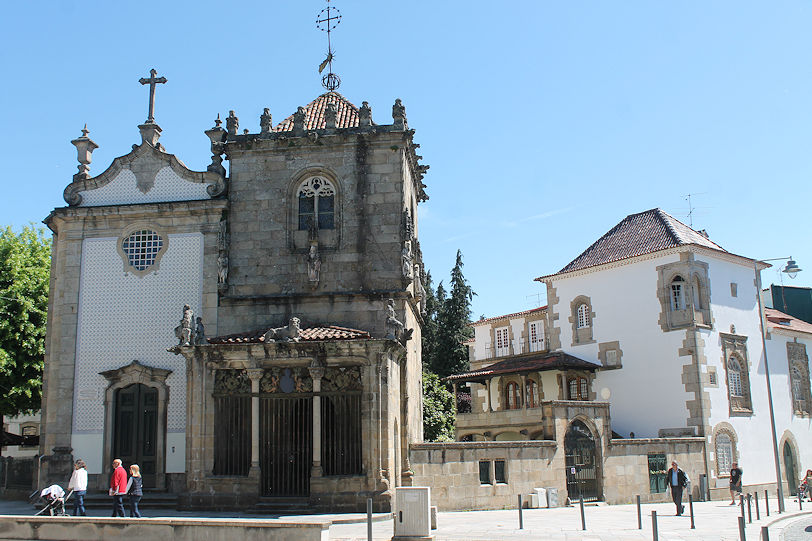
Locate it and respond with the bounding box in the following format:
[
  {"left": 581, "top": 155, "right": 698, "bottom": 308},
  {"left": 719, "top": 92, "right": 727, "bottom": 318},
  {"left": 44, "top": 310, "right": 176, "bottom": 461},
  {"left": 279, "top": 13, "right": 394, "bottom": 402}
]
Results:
[{"left": 67, "top": 459, "right": 88, "bottom": 516}]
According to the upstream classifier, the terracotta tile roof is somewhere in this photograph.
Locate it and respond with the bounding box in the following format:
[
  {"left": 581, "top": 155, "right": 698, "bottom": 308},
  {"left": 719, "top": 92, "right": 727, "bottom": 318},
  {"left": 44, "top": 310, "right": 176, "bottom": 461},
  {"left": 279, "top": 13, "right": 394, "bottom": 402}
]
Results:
[
  {"left": 207, "top": 324, "right": 372, "bottom": 344},
  {"left": 539, "top": 209, "right": 727, "bottom": 279},
  {"left": 765, "top": 308, "right": 812, "bottom": 335},
  {"left": 445, "top": 351, "right": 600, "bottom": 382},
  {"left": 470, "top": 306, "right": 547, "bottom": 327},
  {"left": 274, "top": 92, "right": 361, "bottom": 132}
]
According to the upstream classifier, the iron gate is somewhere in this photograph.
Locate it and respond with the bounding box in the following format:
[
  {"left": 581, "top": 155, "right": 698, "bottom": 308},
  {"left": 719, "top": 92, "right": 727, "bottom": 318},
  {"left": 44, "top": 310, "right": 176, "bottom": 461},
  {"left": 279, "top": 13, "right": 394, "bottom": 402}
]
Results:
[
  {"left": 564, "top": 420, "right": 600, "bottom": 502},
  {"left": 321, "top": 392, "right": 362, "bottom": 476},
  {"left": 260, "top": 395, "right": 313, "bottom": 497}
]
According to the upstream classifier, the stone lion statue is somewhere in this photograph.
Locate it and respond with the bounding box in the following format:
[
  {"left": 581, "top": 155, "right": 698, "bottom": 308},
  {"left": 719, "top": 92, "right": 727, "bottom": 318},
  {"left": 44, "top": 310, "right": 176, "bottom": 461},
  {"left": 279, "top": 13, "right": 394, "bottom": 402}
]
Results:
[{"left": 263, "top": 317, "right": 302, "bottom": 343}]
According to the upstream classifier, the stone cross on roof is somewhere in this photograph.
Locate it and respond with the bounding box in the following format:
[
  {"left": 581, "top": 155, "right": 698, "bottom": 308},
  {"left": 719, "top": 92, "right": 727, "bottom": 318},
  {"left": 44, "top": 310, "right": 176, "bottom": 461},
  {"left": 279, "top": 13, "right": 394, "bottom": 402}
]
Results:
[{"left": 138, "top": 68, "right": 167, "bottom": 124}]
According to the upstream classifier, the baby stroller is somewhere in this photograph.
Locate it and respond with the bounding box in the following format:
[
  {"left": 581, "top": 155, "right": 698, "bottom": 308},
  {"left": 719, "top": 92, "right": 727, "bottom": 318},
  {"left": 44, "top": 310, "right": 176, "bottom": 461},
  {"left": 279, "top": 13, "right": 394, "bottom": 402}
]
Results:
[
  {"left": 35, "top": 485, "right": 73, "bottom": 516},
  {"left": 795, "top": 481, "right": 810, "bottom": 503}
]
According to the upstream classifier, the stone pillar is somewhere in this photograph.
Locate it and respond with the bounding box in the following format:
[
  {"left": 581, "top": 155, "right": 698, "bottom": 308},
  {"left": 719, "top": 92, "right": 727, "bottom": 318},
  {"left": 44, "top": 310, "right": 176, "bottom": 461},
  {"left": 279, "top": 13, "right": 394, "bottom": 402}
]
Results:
[
  {"left": 486, "top": 379, "right": 493, "bottom": 412},
  {"left": 309, "top": 365, "right": 325, "bottom": 478},
  {"left": 521, "top": 374, "right": 527, "bottom": 410},
  {"left": 246, "top": 369, "right": 263, "bottom": 477}
]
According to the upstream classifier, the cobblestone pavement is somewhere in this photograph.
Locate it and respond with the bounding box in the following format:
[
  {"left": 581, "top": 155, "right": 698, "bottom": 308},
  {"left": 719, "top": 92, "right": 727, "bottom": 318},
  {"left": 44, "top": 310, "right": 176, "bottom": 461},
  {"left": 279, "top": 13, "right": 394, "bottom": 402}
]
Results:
[{"left": 779, "top": 516, "right": 812, "bottom": 541}]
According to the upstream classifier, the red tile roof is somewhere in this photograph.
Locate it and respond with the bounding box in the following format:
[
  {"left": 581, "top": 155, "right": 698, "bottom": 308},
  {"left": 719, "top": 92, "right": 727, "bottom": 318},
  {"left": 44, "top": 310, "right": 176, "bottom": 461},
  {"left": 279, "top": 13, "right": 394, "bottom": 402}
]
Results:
[
  {"left": 208, "top": 324, "right": 372, "bottom": 344},
  {"left": 765, "top": 308, "right": 812, "bottom": 335},
  {"left": 445, "top": 351, "right": 600, "bottom": 382},
  {"left": 470, "top": 306, "right": 547, "bottom": 327},
  {"left": 538, "top": 209, "right": 727, "bottom": 279},
  {"left": 275, "top": 92, "right": 361, "bottom": 131}
]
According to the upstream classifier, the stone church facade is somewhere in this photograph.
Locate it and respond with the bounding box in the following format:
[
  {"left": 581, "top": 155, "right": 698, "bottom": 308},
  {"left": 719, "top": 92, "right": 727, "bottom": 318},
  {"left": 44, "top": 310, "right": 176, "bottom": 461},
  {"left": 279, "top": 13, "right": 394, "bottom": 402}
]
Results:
[{"left": 40, "top": 84, "right": 429, "bottom": 511}]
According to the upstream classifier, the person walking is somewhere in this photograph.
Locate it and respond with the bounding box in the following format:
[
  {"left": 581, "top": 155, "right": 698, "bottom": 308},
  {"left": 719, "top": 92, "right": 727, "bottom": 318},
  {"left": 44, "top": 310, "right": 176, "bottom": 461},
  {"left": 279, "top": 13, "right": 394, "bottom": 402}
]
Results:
[
  {"left": 803, "top": 469, "right": 812, "bottom": 501},
  {"left": 729, "top": 462, "right": 743, "bottom": 505},
  {"left": 666, "top": 460, "right": 689, "bottom": 516},
  {"left": 109, "top": 458, "right": 127, "bottom": 517},
  {"left": 67, "top": 459, "right": 88, "bottom": 516},
  {"left": 127, "top": 464, "right": 143, "bottom": 518}
]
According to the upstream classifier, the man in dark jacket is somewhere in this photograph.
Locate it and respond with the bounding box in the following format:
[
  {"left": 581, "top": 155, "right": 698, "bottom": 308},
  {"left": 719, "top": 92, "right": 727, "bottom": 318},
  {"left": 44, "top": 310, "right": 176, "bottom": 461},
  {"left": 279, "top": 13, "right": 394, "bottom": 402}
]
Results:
[{"left": 666, "top": 461, "right": 689, "bottom": 515}]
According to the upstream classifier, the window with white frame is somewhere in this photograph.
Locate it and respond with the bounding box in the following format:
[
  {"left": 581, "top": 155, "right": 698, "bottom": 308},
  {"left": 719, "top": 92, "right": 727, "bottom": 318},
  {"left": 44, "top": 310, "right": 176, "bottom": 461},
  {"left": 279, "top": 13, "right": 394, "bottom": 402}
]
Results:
[
  {"left": 528, "top": 321, "right": 544, "bottom": 352},
  {"left": 715, "top": 432, "right": 735, "bottom": 476},
  {"left": 495, "top": 327, "right": 510, "bottom": 357},
  {"left": 670, "top": 276, "right": 685, "bottom": 310},
  {"left": 525, "top": 379, "right": 539, "bottom": 408},
  {"left": 727, "top": 357, "right": 743, "bottom": 397},
  {"left": 297, "top": 176, "right": 335, "bottom": 230},
  {"left": 576, "top": 304, "right": 590, "bottom": 329}
]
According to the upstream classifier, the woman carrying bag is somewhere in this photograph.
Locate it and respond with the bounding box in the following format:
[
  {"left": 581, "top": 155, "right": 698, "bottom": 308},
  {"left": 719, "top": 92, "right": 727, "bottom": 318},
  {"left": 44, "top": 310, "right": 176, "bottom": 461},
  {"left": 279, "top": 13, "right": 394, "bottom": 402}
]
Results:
[{"left": 126, "top": 464, "right": 143, "bottom": 518}]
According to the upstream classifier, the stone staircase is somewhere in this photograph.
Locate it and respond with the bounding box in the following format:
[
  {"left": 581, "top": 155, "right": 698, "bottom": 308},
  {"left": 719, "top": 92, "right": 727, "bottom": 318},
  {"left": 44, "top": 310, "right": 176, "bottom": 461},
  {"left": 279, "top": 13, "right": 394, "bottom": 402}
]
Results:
[
  {"left": 251, "top": 497, "right": 313, "bottom": 515},
  {"left": 77, "top": 490, "right": 178, "bottom": 510}
]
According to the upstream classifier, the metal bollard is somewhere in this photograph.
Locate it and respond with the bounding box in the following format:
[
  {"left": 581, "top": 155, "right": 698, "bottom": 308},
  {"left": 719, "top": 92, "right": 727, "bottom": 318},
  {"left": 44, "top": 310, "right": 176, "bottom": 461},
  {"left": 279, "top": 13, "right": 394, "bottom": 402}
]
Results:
[
  {"left": 765, "top": 490, "right": 770, "bottom": 516},
  {"left": 799, "top": 491, "right": 803, "bottom": 511},
  {"left": 651, "top": 510, "right": 659, "bottom": 541},
  {"left": 738, "top": 515, "right": 747, "bottom": 541},
  {"left": 636, "top": 495, "right": 642, "bottom": 530},
  {"left": 747, "top": 493, "right": 752, "bottom": 523},
  {"left": 580, "top": 494, "right": 586, "bottom": 531},
  {"left": 518, "top": 494, "right": 523, "bottom": 530},
  {"left": 689, "top": 494, "right": 695, "bottom": 529},
  {"left": 740, "top": 494, "right": 745, "bottom": 517},
  {"left": 367, "top": 497, "right": 373, "bottom": 541},
  {"left": 754, "top": 491, "right": 760, "bottom": 520},
  {"left": 760, "top": 525, "right": 769, "bottom": 541}
]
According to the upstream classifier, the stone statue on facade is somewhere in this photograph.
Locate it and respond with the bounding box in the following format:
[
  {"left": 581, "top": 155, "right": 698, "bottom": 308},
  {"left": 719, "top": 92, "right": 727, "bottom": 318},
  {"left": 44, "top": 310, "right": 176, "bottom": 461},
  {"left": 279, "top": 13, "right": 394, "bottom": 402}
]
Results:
[
  {"left": 260, "top": 108, "right": 273, "bottom": 134},
  {"left": 324, "top": 103, "right": 337, "bottom": 129},
  {"left": 392, "top": 98, "right": 407, "bottom": 130},
  {"left": 415, "top": 263, "right": 427, "bottom": 316},
  {"left": 307, "top": 244, "right": 321, "bottom": 285},
  {"left": 194, "top": 317, "right": 206, "bottom": 345},
  {"left": 174, "top": 304, "right": 194, "bottom": 346},
  {"left": 359, "top": 101, "right": 372, "bottom": 127},
  {"left": 385, "top": 299, "right": 413, "bottom": 345},
  {"left": 263, "top": 317, "right": 302, "bottom": 343},
  {"left": 217, "top": 253, "right": 229, "bottom": 285},
  {"left": 401, "top": 240, "right": 414, "bottom": 280},
  {"left": 226, "top": 110, "right": 239, "bottom": 135},
  {"left": 293, "top": 107, "right": 306, "bottom": 133}
]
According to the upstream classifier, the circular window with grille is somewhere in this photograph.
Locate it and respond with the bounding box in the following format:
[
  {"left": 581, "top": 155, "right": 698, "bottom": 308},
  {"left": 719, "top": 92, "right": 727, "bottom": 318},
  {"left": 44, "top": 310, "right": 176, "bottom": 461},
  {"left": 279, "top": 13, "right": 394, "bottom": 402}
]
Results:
[{"left": 119, "top": 228, "right": 167, "bottom": 275}]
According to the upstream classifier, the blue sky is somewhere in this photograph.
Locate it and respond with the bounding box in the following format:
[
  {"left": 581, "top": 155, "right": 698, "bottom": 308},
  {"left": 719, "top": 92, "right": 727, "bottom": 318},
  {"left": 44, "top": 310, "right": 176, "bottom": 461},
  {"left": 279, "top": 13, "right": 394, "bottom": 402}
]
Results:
[{"left": 3, "top": 1, "right": 812, "bottom": 319}]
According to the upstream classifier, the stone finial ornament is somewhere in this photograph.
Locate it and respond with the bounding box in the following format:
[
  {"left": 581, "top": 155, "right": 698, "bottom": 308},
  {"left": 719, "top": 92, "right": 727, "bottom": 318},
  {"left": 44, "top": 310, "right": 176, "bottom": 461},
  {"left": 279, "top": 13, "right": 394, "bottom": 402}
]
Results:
[
  {"left": 263, "top": 318, "right": 302, "bottom": 343},
  {"left": 174, "top": 304, "right": 194, "bottom": 346},
  {"left": 392, "top": 98, "right": 407, "bottom": 130},
  {"left": 70, "top": 125, "right": 99, "bottom": 180},
  {"left": 293, "top": 106, "right": 306, "bottom": 133},
  {"left": 385, "top": 299, "right": 413, "bottom": 345},
  {"left": 226, "top": 110, "right": 239, "bottom": 135},
  {"left": 260, "top": 108, "right": 273, "bottom": 134},
  {"left": 204, "top": 115, "right": 227, "bottom": 176},
  {"left": 324, "top": 103, "right": 337, "bottom": 129},
  {"left": 359, "top": 101, "right": 372, "bottom": 127}
]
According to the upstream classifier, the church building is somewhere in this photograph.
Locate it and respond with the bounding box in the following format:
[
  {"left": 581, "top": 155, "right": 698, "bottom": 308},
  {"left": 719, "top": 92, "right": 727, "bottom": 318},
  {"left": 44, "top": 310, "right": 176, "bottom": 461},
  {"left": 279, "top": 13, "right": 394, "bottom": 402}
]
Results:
[{"left": 39, "top": 70, "right": 430, "bottom": 510}]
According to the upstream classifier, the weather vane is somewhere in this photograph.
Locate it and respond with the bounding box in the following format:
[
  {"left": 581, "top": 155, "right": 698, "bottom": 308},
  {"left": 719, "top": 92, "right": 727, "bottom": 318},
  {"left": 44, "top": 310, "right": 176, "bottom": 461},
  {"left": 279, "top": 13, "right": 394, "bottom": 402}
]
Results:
[{"left": 316, "top": 0, "right": 342, "bottom": 91}]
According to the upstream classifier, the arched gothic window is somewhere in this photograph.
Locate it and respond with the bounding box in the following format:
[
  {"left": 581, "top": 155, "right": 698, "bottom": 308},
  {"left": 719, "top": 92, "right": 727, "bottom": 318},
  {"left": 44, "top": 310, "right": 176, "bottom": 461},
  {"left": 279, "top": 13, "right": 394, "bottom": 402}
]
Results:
[
  {"left": 671, "top": 276, "right": 685, "bottom": 310},
  {"left": 505, "top": 382, "right": 521, "bottom": 410},
  {"left": 577, "top": 304, "right": 590, "bottom": 329},
  {"left": 727, "top": 357, "right": 743, "bottom": 397},
  {"left": 297, "top": 176, "right": 335, "bottom": 230},
  {"left": 715, "top": 432, "right": 734, "bottom": 474},
  {"left": 526, "top": 379, "right": 539, "bottom": 408},
  {"left": 692, "top": 275, "right": 703, "bottom": 309}
]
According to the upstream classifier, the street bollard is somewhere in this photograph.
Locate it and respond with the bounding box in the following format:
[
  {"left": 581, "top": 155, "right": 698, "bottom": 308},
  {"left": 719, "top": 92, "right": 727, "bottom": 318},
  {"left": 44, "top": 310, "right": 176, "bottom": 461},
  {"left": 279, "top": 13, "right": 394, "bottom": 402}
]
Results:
[
  {"left": 740, "top": 494, "right": 745, "bottom": 517},
  {"left": 367, "top": 497, "right": 373, "bottom": 541},
  {"left": 747, "top": 493, "right": 752, "bottom": 523},
  {"left": 754, "top": 491, "right": 760, "bottom": 520},
  {"left": 580, "top": 494, "right": 586, "bottom": 531},
  {"left": 689, "top": 494, "right": 695, "bottom": 529},
  {"left": 738, "top": 515, "right": 747, "bottom": 541},
  {"left": 765, "top": 490, "right": 770, "bottom": 516},
  {"left": 636, "top": 495, "right": 642, "bottom": 530},
  {"left": 651, "top": 510, "right": 659, "bottom": 541},
  {"left": 761, "top": 525, "right": 769, "bottom": 541},
  {"left": 799, "top": 492, "right": 803, "bottom": 511},
  {"left": 518, "top": 494, "right": 523, "bottom": 530}
]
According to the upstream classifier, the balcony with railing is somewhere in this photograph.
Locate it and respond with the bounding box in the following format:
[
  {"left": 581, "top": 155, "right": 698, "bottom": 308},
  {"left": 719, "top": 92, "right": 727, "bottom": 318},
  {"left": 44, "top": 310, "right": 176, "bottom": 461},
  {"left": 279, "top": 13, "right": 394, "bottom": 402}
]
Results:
[{"left": 479, "top": 338, "right": 546, "bottom": 361}]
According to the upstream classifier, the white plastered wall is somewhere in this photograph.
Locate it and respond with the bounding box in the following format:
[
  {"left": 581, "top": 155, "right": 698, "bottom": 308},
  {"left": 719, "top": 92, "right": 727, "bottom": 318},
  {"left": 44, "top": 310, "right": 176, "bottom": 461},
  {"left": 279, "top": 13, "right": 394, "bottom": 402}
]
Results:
[
  {"left": 79, "top": 167, "right": 210, "bottom": 206},
  {"left": 71, "top": 233, "right": 203, "bottom": 474}
]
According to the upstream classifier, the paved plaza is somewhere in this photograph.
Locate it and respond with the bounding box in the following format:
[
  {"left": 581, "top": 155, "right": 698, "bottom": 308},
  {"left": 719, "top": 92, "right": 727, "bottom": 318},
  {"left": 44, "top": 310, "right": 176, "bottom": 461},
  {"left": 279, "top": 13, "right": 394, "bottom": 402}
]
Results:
[{"left": 0, "top": 496, "right": 809, "bottom": 540}]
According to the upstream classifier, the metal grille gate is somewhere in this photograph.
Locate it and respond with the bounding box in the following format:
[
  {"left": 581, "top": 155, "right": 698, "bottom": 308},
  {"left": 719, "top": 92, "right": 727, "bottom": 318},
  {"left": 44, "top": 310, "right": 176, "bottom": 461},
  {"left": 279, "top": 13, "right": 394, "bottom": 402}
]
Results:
[
  {"left": 260, "top": 396, "right": 313, "bottom": 497},
  {"left": 564, "top": 420, "right": 600, "bottom": 502},
  {"left": 321, "top": 393, "right": 362, "bottom": 476},
  {"left": 212, "top": 395, "right": 251, "bottom": 476}
]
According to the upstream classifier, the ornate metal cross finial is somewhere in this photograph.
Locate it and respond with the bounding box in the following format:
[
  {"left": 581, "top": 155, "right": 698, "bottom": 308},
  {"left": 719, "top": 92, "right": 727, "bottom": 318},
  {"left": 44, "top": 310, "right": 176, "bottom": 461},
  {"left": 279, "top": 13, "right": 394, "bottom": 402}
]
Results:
[
  {"left": 138, "top": 68, "right": 167, "bottom": 124},
  {"left": 316, "top": 0, "right": 342, "bottom": 91}
]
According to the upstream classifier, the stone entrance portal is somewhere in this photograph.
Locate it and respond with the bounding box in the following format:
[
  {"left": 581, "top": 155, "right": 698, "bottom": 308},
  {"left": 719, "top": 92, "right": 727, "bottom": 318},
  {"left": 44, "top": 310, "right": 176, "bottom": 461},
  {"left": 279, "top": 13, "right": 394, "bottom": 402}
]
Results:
[
  {"left": 564, "top": 419, "right": 600, "bottom": 502},
  {"left": 113, "top": 383, "right": 158, "bottom": 488}
]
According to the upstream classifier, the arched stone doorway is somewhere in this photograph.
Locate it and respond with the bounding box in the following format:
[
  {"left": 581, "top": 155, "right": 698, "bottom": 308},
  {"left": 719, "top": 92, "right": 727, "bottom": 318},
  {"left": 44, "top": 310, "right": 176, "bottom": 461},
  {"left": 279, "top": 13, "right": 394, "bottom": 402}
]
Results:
[
  {"left": 564, "top": 419, "right": 600, "bottom": 502},
  {"left": 784, "top": 441, "right": 798, "bottom": 496},
  {"left": 101, "top": 361, "right": 171, "bottom": 490}
]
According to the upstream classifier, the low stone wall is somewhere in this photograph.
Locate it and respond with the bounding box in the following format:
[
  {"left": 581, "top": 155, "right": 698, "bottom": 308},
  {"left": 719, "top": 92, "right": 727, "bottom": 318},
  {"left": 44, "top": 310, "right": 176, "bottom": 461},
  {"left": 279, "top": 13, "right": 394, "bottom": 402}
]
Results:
[
  {"left": 0, "top": 516, "right": 329, "bottom": 541},
  {"left": 410, "top": 441, "right": 562, "bottom": 511},
  {"left": 603, "top": 437, "right": 705, "bottom": 505}
]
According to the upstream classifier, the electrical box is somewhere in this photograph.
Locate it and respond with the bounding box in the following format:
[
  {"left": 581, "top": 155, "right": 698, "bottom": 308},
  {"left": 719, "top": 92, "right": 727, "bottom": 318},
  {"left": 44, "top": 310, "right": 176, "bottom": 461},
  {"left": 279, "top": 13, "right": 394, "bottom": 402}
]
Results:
[
  {"left": 546, "top": 487, "right": 559, "bottom": 508},
  {"left": 394, "top": 486, "right": 432, "bottom": 539}
]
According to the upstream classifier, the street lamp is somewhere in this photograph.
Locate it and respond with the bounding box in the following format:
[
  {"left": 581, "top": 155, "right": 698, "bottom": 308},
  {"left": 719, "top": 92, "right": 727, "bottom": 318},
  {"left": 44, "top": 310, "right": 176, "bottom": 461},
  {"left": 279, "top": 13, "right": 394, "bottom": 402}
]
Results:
[{"left": 754, "top": 256, "right": 801, "bottom": 514}]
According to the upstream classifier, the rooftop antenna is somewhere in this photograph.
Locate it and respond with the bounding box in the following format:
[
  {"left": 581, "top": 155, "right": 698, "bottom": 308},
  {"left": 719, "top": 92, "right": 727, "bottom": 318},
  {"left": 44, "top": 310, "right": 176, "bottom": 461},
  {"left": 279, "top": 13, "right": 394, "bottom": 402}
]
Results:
[
  {"left": 684, "top": 192, "right": 707, "bottom": 228},
  {"left": 526, "top": 292, "right": 544, "bottom": 308},
  {"left": 316, "top": 0, "right": 342, "bottom": 91}
]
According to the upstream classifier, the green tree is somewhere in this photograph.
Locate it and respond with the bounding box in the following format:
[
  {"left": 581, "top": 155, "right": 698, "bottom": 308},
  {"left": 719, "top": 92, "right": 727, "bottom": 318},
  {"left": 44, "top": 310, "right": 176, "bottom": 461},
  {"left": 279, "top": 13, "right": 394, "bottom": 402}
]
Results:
[
  {"left": 421, "top": 370, "right": 455, "bottom": 442},
  {"left": 420, "top": 272, "right": 442, "bottom": 373},
  {"left": 0, "top": 226, "right": 51, "bottom": 426},
  {"left": 432, "top": 250, "right": 474, "bottom": 378}
]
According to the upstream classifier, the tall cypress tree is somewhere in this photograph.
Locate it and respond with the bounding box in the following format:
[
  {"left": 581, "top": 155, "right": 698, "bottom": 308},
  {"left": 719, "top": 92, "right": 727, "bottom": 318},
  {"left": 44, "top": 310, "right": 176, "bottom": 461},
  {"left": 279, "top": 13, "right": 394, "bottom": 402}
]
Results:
[{"left": 432, "top": 250, "right": 474, "bottom": 378}]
